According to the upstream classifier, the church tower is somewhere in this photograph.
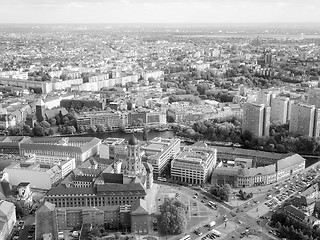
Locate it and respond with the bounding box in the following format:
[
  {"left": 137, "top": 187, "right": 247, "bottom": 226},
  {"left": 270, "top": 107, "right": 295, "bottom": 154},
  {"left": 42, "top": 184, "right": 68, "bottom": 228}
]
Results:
[
  {"left": 35, "top": 98, "right": 46, "bottom": 122},
  {"left": 125, "top": 135, "right": 142, "bottom": 176}
]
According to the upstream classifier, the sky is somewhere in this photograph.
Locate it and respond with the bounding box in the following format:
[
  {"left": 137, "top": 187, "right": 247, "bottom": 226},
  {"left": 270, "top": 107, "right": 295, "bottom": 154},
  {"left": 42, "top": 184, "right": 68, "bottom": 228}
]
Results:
[{"left": 0, "top": 0, "right": 320, "bottom": 24}]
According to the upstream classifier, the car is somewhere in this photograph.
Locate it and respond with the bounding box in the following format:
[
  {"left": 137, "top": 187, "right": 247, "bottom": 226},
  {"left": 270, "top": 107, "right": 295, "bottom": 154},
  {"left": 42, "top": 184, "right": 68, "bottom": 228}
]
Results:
[
  {"left": 201, "top": 200, "right": 205, "bottom": 203},
  {"left": 203, "top": 196, "right": 207, "bottom": 199},
  {"left": 238, "top": 220, "right": 242, "bottom": 224},
  {"left": 28, "top": 235, "right": 33, "bottom": 239}
]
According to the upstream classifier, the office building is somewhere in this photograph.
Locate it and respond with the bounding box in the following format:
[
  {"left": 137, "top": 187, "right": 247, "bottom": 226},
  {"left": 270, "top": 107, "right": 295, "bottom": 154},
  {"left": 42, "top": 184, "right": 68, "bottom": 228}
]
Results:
[
  {"left": 19, "top": 137, "right": 101, "bottom": 165},
  {"left": 242, "top": 103, "right": 270, "bottom": 137},
  {"left": 171, "top": 144, "right": 217, "bottom": 185},
  {"left": 100, "top": 138, "right": 127, "bottom": 159},
  {"left": 141, "top": 137, "right": 181, "bottom": 179},
  {"left": 270, "top": 97, "right": 291, "bottom": 124},
  {"left": 289, "top": 103, "right": 320, "bottom": 137},
  {"left": 0, "top": 136, "right": 30, "bottom": 155}
]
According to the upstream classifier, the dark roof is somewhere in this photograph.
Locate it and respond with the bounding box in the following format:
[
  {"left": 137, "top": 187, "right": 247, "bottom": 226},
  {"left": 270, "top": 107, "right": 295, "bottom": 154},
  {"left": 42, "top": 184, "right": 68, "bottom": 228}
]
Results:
[
  {"left": 46, "top": 186, "right": 96, "bottom": 196},
  {"left": 21, "top": 137, "right": 101, "bottom": 154},
  {"left": 18, "top": 182, "right": 30, "bottom": 187},
  {"left": 101, "top": 173, "right": 123, "bottom": 184},
  {"left": 284, "top": 205, "right": 306, "bottom": 220},
  {"left": 128, "top": 135, "right": 139, "bottom": 146},
  {"left": 73, "top": 175, "right": 93, "bottom": 182},
  {"left": 131, "top": 199, "right": 148, "bottom": 215},
  {"left": 96, "top": 183, "right": 146, "bottom": 195},
  {"left": 0, "top": 181, "right": 11, "bottom": 198}
]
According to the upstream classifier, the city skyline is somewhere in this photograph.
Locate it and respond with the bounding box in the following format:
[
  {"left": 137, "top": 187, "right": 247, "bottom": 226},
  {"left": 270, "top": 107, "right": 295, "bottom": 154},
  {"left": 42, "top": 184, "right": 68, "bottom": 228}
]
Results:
[{"left": 1, "top": 0, "right": 320, "bottom": 24}]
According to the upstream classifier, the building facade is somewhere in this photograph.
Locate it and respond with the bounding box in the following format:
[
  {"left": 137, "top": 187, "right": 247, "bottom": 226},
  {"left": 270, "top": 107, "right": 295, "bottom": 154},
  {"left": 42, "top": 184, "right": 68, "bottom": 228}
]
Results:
[
  {"left": 289, "top": 103, "right": 320, "bottom": 137},
  {"left": 141, "top": 137, "right": 181, "bottom": 179},
  {"left": 270, "top": 97, "right": 291, "bottom": 124},
  {"left": 171, "top": 145, "right": 217, "bottom": 185},
  {"left": 242, "top": 102, "right": 270, "bottom": 137}
]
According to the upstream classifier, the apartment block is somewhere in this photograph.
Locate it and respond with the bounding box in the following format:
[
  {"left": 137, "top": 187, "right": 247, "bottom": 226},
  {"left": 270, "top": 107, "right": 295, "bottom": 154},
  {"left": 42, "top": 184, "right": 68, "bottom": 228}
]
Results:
[
  {"left": 289, "top": 103, "right": 320, "bottom": 137},
  {"left": 270, "top": 97, "right": 291, "bottom": 124},
  {"left": 242, "top": 103, "right": 270, "bottom": 137}
]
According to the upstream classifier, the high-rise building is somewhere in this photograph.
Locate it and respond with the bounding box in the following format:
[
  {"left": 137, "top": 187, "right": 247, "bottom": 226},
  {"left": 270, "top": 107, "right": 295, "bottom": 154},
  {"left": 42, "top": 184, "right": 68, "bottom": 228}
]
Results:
[
  {"left": 300, "top": 50, "right": 308, "bottom": 61},
  {"left": 264, "top": 53, "right": 273, "bottom": 65},
  {"left": 289, "top": 103, "right": 320, "bottom": 137},
  {"left": 242, "top": 103, "right": 270, "bottom": 137},
  {"left": 270, "top": 97, "right": 290, "bottom": 124},
  {"left": 308, "top": 88, "right": 320, "bottom": 109},
  {"left": 256, "top": 90, "right": 273, "bottom": 107}
]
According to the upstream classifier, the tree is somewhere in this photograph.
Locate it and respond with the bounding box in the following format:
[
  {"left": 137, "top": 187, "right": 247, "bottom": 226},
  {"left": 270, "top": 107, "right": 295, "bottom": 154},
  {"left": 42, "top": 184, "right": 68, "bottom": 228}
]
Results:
[
  {"left": 33, "top": 125, "right": 45, "bottom": 136},
  {"left": 159, "top": 198, "right": 187, "bottom": 235},
  {"left": 48, "top": 128, "right": 55, "bottom": 136},
  {"left": 88, "top": 125, "right": 97, "bottom": 134},
  {"left": 40, "top": 121, "right": 50, "bottom": 129},
  {"left": 48, "top": 118, "right": 57, "bottom": 126},
  {"left": 23, "top": 125, "right": 31, "bottom": 134},
  {"left": 65, "top": 126, "right": 76, "bottom": 134},
  {"left": 96, "top": 124, "right": 106, "bottom": 132}
]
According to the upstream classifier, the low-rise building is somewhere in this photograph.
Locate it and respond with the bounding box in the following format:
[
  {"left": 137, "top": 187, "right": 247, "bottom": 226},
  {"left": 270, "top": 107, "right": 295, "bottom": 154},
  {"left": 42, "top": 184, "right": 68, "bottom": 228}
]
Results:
[
  {"left": 19, "top": 137, "right": 101, "bottom": 165},
  {"left": 0, "top": 200, "right": 16, "bottom": 240},
  {"left": 35, "top": 202, "right": 58, "bottom": 240},
  {"left": 212, "top": 153, "right": 305, "bottom": 188}
]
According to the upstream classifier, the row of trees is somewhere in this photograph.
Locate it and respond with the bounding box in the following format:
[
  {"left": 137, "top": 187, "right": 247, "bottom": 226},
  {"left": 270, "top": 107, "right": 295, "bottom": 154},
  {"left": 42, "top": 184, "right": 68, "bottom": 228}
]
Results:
[{"left": 270, "top": 211, "right": 320, "bottom": 239}]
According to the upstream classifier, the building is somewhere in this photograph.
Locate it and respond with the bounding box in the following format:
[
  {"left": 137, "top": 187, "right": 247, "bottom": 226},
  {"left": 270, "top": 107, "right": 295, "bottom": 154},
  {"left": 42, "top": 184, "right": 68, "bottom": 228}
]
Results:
[
  {"left": 35, "top": 98, "right": 46, "bottom": 122},
  {"left": 0, "top": 108, "right": 16, "bottom": 129},
  {"left": 289, "top": 103, "right": 320, "bottom": 137},
  {"left": 19, "top": 137, "right": 101, "bottom": 165},
  {"left": 270, "top": 97, "right": 291, "bottom": 124},
  {"left": 276, "top": 154, "right": 305, "bottom": 181},
  {"left": 56, "top": 205, "right": 131, "bottom": 231},
  {"left": 308, "top": 88, "right": 320, "bottom": 109},
  {"left": 171, "top": 144, "right": 217, "bottom": 185},
  {"left": 242, "top": 102, "right": 270, "bottom": 137},
  {"left": 77, "top": 111, "right": 127, "bottom": 130},
  {"left": 256, "top": 90, "right": 273, "bottom": 107},
  {"left": 131, "top": 199, "right": 150, "bottom": 234},
  {"left": 284, "top": 204, "right": 320, "bottom": 226},
  {"left": 100, "top": 138, "right": 126, "bottom": 159},
  {"left": 141, "top": 137, "right": 181, "bottom": 179},
  {"left": 4, "top": 161, "right": 63, "bottom": 190},
  {"left": 17, "top": 182, "right": 33, "bottom": 205},
  {"left": 215, "top": 146, "right": 287, "bottom": 166},
  {"left": 0, "top": 136, "right": 30, "bottom": 155},
  {"left": 45, "top": 136, "right": 153, "bottom": 208},
  {"left": 35, "top": 202, "right": 58, "bottom": 240},
  {"left": 211, "top": 153, "right": 305, "bottom": 188},
  {"left": 0, "top": 200, "right": 16, "bottom": 240}
]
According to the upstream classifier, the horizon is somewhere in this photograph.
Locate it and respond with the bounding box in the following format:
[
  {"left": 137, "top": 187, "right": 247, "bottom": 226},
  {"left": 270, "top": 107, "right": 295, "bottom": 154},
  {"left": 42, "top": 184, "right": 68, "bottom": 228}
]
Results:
[{"left": 1, "top": 0, "right": 320, "bottom": 24}]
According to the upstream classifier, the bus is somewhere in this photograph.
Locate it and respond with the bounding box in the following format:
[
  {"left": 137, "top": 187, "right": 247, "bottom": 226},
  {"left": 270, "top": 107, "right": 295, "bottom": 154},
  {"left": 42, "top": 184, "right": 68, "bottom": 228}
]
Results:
[
  {"left": 211, "top": 229, "right": 221, "bottom": 237},
  {"left": 179, "top": 235, "right": 190, "bottom": 240}
]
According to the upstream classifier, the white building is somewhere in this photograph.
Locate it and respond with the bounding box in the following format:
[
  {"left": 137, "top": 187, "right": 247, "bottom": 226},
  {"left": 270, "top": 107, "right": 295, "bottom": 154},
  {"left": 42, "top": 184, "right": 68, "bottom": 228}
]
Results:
[
  {"left": 141, "top": 137, "right": 180, "bottom": 179},
  {"left": 171, "top": 144, "right": 217, "bottom": 185}
]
